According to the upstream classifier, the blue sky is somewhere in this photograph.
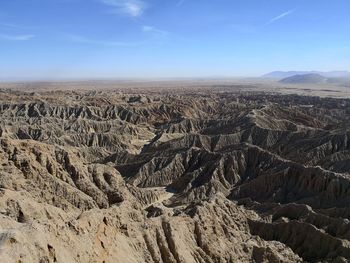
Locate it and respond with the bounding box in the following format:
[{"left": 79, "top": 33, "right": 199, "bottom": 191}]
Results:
[{"left": 0, "top": 0, "right": 349, "bottom": 79}]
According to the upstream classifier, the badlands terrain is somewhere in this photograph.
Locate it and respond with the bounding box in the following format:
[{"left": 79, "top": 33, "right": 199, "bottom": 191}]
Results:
[{"left": 0, "top": 80, "right": 350, "bottom": 262}]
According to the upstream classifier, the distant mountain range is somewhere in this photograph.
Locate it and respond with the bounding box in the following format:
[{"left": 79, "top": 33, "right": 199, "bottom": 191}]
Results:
[
  {"left": 263, "top": 71, "right": 350, "bottom": 79},
  {"left": 279, "top": 73, "right": 328, "bottom": 84}
]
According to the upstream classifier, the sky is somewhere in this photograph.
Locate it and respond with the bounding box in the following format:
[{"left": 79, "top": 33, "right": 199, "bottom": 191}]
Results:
[{"left": 0, "top": 0, "right": 349, "bottom": 80}]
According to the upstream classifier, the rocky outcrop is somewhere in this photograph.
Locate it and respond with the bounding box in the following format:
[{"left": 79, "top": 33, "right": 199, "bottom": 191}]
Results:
[{"left": 0, "top": 88, "right": 349, "bottom": 262}]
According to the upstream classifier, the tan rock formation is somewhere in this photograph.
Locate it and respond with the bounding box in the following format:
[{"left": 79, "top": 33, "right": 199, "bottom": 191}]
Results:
[{"left": 0, "top": 86, "right": 349, "bottom": 262}]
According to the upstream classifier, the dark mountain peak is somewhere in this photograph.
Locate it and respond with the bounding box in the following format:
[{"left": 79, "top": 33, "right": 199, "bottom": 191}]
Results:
[
  {"left": 263, "top": 70, "right": 350, "bottom": 79},
  {"left": 279, "top": 73, "right": 328, "bottom": 84}
]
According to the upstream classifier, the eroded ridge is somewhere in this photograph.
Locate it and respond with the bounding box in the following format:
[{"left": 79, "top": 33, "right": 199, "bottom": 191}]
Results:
[{"left": 0, "top": 88, "right": 350, "bottom": 262}]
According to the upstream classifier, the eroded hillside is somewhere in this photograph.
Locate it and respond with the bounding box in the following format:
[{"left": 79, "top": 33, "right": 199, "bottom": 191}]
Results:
[{"left": 0, "top": 87, "right": 350, "bottom": 262}]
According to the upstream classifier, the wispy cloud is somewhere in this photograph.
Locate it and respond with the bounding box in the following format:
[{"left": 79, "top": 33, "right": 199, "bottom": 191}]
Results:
[
  {"left": 0, "top": 34, "right": 35, "bottom": 41},
  {"left": 0, "top": 22, "right": 41, "bottom": 30},
  {"left": 66, "top": 34, "right": 145, "bottom": 46},
  {"left": 0, "top": 22, "right": 23, "bottom": 29},
  {"left": 176, "top": 0, "right": 186, "bottom": 7},
  {"left": 142, "top": 25, "right": 168, "bottom": 36},
  {"left": 266, "top": 9, "right": 296, "bottom": 25},
  {"left": 99, "top": 0, "right": 146, "bottom": 17}
]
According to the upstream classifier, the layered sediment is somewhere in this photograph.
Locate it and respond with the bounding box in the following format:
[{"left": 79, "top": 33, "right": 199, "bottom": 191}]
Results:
[{"left": 0, "top": 87, "right": 349, "bottom": 262}]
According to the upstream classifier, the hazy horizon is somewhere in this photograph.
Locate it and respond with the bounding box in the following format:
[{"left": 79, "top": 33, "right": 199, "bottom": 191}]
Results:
[{"left": 1, "top": 0, "right": 350, "bottom": 80}]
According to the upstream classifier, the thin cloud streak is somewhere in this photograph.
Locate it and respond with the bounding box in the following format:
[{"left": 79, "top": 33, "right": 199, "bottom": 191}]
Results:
[
  {"left": 266, "top": 9, "right": 296, "bottom": 25},
  {"left": 0, "top": 34, "right": 35, "bottom": 41},
  {"left": 176, "top": 0, "right": 186, "bottom": 7},
  {"left": 142, "top": 25, "right": 168, "bottom": 36},
  {"left": 0, "top": 22, "right": 43, "bottom": 30},
  {"left": 0, "top": 22, "right": 23, "bottom": 29},
  {"left": 66, "top": 34, "right": 146, "bottom": 46},
  {"left": 99, "top": 0, "right": 146, "bottom": 17}
]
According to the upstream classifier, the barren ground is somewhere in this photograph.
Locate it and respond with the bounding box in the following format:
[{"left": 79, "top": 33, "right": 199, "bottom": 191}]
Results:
[{"left": 0, "top": 80, "right": 350, "bottom": 262}]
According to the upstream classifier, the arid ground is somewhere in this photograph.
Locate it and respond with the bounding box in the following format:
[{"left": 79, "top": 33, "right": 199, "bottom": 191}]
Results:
[{"left": 0, "top": 80, "right": 350, "bottom": 262}]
